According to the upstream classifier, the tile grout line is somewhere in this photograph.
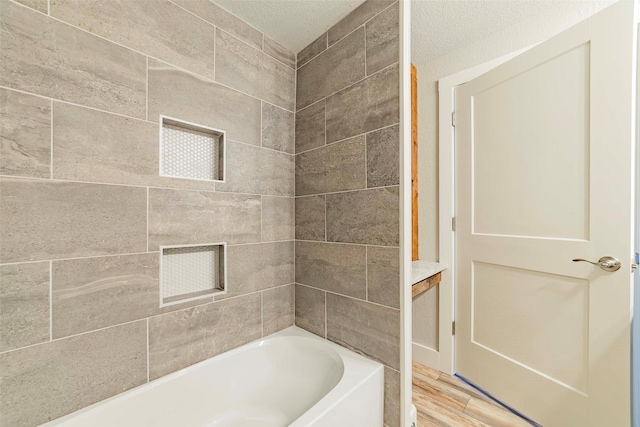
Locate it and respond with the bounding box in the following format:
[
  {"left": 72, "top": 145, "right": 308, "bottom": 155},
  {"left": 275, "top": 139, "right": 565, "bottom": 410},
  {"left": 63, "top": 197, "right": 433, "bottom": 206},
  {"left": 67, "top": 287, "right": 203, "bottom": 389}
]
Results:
[
  {"left": 213, "top": 27, "right": 216, "bottom": 82},
  {"left": 364, "top": 19, "right": 368, "bottom": 77},
  {"left": 164, "top": 0, "right": 281, "bottom": 62},
  {"left": 324, "top": 290, "right": 327, "bottom": 339},
  {"left": 260, "top": 195, "right": 263, "bottom": 241},
  {"left": 2, "top": 3, "right": 297, "bottom": 114},
  {"left": 296, "top": 282, "right": 399, "bottom": 312},
  {"left": 260, "top": 101, "right": 263, "bottom": 147},
  {"left": 294, "top": 239, "right": 399, "bottom": 249},
  {"left": 0, "top": 243, "right": 293, "bottom": 267},
  {"left": 0, "top": 85, "right": 148, "bottom": 124},
  {"left": 13, "top": 0, "right": 290, "bottom": 113},
  {"left": 295, "top": 59, "right": 399, "bottom": 113},
  {"left": 49, "top": 260, "right": 53, "bottom": 341},
  {"left": 49, "top": 100, "right": 53, "bottom": 179},
  {"left": 0, "top": 284, "right": 297, "bottom": 357},
  {"left": 219, "top": 26, "right": 294, "bottom": 71},
  {"left": 296, "top": 33, "right": 328, "bottom": 70},
  {"left": 0, "top": 251, "right": 159, "bottom": 267},
  {"left": 146, "top": 318, "right": 150, "bottom": 383},
  {"left": 323, "top": 194, "right": 327, "bottom": 241},
  {"left": 146, "top": 187, "right": 150, "bottom": 252},
  {"left": 296, "top": 121, "right": 399, "bottom": 156},
  {"left": 145, "top": 56, "right": 149, "bottom": 121},
  {"left": 1, "top": 82, "right": 292, "bottom": 156},
  {"left": 324, "top": 98, "right": 327, "bottom": 146},
  {"left": 365, "top": 246, "right": 368, "bottom": 301},
  {"left": 215, "top": 28, "right": 296, "bottom": 98},
  {"left": 364, "top": 128, "right": 368, "bottom": 188},
  {"left": 0, "top": 174, "right": 295, "bottom": 198},
  {"left": 297, "top": 183, "right": 400, "bottom": 198},
  {"left": 327, "top": 0, "right": 398, "bottom": 50},
  {"left": 298, "top": 0, "right": 397, "bottom": 74}
]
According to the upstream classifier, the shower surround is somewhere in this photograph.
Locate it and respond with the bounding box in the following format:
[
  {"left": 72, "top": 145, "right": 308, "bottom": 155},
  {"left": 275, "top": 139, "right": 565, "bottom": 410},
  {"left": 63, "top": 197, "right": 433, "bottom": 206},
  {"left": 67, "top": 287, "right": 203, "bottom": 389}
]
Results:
[
  {"left": 0, "top": 0, "right": 402, "bottom": 426},
  {"left": 294, "top": 2, "right": 401, "bottom": 426}
]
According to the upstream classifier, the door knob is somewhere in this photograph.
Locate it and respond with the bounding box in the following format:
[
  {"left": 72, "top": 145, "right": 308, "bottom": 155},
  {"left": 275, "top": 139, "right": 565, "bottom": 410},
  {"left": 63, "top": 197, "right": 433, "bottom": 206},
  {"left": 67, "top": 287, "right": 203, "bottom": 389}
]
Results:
[{"left": 572, "top": 256, "right": 621, "bottom": 272}]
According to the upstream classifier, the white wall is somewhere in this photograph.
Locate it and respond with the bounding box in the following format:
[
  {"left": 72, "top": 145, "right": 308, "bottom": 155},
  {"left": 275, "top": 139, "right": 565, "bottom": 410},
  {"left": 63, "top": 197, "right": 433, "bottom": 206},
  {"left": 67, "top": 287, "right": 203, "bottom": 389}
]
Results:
[{"left": 412, "top": 0, "right": 615, "bottom": 352}]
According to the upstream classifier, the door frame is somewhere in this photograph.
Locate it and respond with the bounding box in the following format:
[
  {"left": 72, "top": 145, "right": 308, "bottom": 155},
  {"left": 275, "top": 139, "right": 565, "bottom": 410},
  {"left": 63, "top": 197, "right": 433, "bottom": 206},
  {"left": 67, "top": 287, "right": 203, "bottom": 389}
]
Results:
[{"left": 436, "top": 47, "right": 531, "bottom": 375}]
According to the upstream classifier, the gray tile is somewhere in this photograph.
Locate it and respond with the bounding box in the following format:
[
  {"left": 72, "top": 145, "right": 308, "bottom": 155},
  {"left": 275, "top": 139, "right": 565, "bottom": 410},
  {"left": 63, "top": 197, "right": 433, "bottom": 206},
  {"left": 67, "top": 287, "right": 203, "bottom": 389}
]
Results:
[
  {"left": 295, "top": 241, "right": 366, "bottom": 299},
  {"left": 384, "top": 367, "right": 401, "bottom": 427},
  {"left": 326, "top": 292, "right": 399, "bottom": 369},
  {"left": 0, "top": 321, "right": 146, "bottom": 427},
  {"left": 328, "top": 0, "right": 395, "bottom": 46},
  {"left": 15, "top": 0, "right": 47, "bottom": 12},
  {"left": 262, "top": 196, "right": 295, "bottom": 242},
  {"left": 326, "top": 186, "right": 399, "bottom": 246},
  {"left": 0, "top": 0, "right": 146, "bottom": 118},
  {"left": 216, "top": 141, "right": 294, "bottom": 196},
  {"left": 295, "top": 136, "right": 366, "bottom": 196},
  {"left": 0, "top": 262, "right": 50, "bottom": 353},
  {"left": 295, "top": 100, "right": 325, "bottom": 153},
  {"left": 297, "top": 28, "right": 366, "bottom": 110},
  {"left": 297, "top": 32, "right": 327, "bottom": 69},
  {"left": 263, "top": 284, "right": 294, "bottom": 336},
  {"left": 52, "top": 253, "right": 158, "bottom": 339},
  {"left": 0, "top": 178, "right": 147, "bottom": 263},
  {"left": 171, "top": 0, "right": 263, "bottom": 50},
  {"left": 367, "top": 246, "right": 399, "bottom": 309},
  {"left": 52, "top": 103, "right": 215, "bottom": 191},
  {"left": 216, "top": 30, "right": 295, "bottom": 111},
  {"left": 295, "top": 284, "right": 325, "bottom": 338},
  {"left": 326, "top": 63, "right": 399, "bottom": 143},
  {"left": 365, "top": 2, "right": 399, "bottom": 75},
  {"left": 148, "top": 59, "right": 261, "bottom": 146},
  {"left": 148, "top": 294, "right": 261, "bottom": 380},
  {"left": 367, "top": 125, "right": 399, "bottom": 187},
  {"left": 0, "top": 88, "right": 51, "bottom": 178},
  {"left": 263, "top": 36, "right": 296, "bottom": 69},
  {"left": 52, "top": 103, "right": 155, "bottom": 184},
  {"left": 295, "top": 195, "right": 326, "bottom": 241},
  {"left": 262, "top": 103, "right": 295, "bottom": 154},
  {"left": 225, "top": 241, "right": 294, "bottom": 298},
  {"left": 50, "top": 0, "right": 216, "bottom": 80},
  {"left": 148, "top": 187, "right": 261, "bottom": 250}
]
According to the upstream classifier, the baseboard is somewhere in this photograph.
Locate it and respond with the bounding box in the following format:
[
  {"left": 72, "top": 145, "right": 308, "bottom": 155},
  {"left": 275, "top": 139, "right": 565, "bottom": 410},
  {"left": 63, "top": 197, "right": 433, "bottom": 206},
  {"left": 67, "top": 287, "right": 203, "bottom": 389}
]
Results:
[{"left": 412, "top": 342, "right": 439, "bottom": 369}]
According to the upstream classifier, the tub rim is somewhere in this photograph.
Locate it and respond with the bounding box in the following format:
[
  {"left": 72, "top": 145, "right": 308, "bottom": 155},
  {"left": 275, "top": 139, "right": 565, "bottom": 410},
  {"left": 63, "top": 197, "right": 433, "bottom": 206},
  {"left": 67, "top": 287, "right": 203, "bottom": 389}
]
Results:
[{"left": 42, "top": 326, "right": 383, "bottom": 427}]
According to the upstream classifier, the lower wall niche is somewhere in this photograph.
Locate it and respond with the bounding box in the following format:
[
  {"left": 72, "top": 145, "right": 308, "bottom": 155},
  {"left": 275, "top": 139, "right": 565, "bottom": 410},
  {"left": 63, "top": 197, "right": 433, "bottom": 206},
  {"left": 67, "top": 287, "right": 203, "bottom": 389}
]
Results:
[{"left": 160, "top": 243, "right": 226, "bottom": 306}]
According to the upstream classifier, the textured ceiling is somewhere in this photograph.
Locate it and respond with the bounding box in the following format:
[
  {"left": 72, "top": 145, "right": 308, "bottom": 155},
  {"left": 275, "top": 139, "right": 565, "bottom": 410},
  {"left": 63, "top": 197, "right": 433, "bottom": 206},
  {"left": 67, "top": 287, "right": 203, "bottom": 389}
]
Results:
[
  {"left": 212, "top": 0, "right": 616, "bottom": 63},
  {"left": 212, "top": 0, "right": 367, "bottom": 53},
  {"left": 411, "top": 0, "right": 614, "bottom": 65}
]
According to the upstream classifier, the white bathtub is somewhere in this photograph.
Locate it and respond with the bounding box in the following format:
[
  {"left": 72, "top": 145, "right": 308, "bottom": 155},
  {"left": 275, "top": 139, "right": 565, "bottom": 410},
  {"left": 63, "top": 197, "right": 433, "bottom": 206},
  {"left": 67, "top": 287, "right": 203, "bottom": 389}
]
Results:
[{"left": 43, "top": 326, "right": 384, "bottom": 427}]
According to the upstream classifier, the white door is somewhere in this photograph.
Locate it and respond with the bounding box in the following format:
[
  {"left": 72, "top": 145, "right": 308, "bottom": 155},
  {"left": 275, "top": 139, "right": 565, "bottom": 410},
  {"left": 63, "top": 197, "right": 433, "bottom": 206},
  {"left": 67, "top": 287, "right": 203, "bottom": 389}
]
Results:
[{"left": 455, "top": 2, "right": 636, "bottom": 426}]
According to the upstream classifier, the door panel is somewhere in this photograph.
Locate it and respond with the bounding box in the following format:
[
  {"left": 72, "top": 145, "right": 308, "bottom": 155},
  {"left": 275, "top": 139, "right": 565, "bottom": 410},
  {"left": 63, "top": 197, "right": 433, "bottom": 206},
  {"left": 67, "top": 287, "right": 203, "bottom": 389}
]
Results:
[
  {"left": 473, "top": 42, "right": 590, "bottom": 240},
  {"left": 472, "top": 261, "right": 588, "bottom": 393},
  {"left": 455, "top": 2, "right": 636, "bottom": 426}
]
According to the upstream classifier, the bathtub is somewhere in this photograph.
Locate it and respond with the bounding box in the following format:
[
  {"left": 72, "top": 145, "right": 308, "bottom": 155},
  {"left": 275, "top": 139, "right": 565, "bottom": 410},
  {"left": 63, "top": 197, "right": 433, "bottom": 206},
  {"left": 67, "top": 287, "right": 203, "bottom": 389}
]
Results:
[{"left": 43, "top": 326, "right": 384, "bottom": 427}]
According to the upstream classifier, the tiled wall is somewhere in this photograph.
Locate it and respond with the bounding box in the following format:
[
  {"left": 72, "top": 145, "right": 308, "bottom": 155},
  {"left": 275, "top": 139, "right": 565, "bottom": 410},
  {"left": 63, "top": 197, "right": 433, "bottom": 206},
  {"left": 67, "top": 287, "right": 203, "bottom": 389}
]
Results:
[
  {"left": 292, "top": 1, "right": 401, "bottom": 426},
  {"left": 0, "top": 0, "right": 295, "bottom": 425}
]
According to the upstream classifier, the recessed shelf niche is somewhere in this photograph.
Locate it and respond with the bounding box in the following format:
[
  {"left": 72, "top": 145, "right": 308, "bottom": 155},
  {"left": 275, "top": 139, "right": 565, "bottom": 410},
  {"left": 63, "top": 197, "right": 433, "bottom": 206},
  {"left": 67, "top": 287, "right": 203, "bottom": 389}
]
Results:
[
  {"left": 159, "top": 115, "right": 225, "bottom": 182},
  {"left": 160, "top": 243, "right": 226, "bottom": 307}
]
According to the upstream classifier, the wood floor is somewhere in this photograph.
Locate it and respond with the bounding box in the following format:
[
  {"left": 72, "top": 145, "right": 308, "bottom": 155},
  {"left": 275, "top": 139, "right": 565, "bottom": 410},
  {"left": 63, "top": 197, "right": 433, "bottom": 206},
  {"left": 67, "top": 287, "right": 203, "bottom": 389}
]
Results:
[{"left": 412, "top": 362, "right": 533, "bottom": 427}]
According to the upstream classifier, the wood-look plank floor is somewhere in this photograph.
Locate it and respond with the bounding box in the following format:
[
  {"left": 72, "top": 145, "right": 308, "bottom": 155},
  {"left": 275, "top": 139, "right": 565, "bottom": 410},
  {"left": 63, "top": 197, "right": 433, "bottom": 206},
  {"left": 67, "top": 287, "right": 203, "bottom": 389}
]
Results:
[{"left": 412, "top": 362, "right": 533, "bottom": 427}]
